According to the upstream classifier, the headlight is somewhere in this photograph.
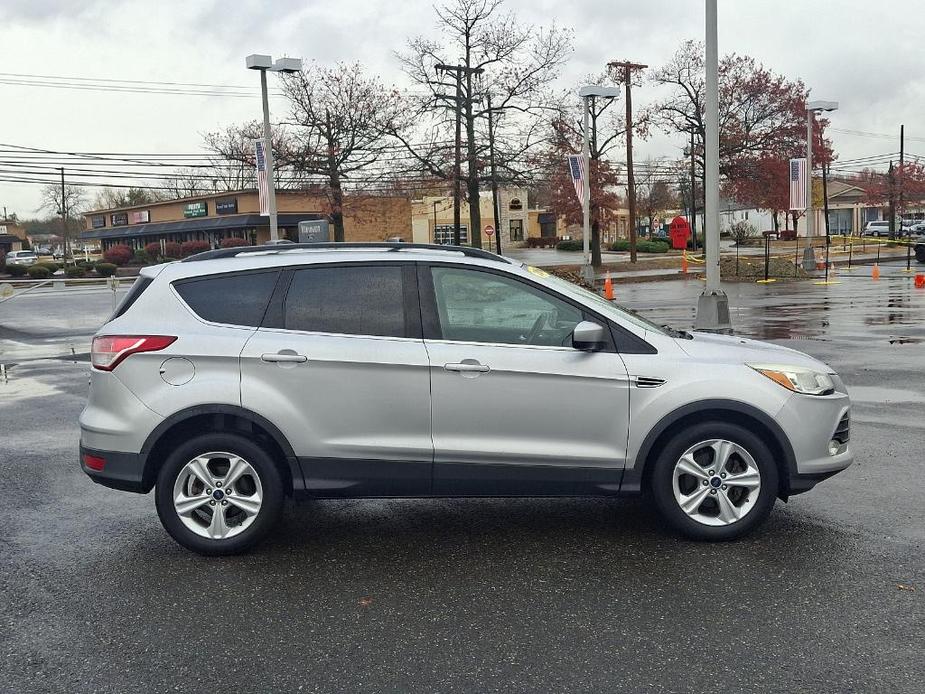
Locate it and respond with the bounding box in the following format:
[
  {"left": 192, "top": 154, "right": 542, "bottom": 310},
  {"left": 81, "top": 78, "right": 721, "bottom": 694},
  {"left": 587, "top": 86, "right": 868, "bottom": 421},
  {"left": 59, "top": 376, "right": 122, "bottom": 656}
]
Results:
[{"left": 748, "top": 364, "right": 836, "bottom": 396}]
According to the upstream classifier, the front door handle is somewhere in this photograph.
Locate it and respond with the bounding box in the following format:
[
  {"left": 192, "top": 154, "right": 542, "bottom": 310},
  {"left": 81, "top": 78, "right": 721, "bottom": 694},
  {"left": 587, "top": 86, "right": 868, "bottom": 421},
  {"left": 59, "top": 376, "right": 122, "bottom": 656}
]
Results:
[
  {"left": 444, "top": 361, "right": 490, "bottom": 373},
  {"left": 261, "top": 352, "right": 308, "bottom": 364}
]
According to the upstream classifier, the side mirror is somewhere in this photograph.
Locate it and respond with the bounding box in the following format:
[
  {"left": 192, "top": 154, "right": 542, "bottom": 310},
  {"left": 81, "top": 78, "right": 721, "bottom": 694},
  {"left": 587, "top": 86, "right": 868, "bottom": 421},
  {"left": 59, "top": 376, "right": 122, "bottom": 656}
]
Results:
[{"left": 572, "top": 320, "right": 607, "bottom": 351}]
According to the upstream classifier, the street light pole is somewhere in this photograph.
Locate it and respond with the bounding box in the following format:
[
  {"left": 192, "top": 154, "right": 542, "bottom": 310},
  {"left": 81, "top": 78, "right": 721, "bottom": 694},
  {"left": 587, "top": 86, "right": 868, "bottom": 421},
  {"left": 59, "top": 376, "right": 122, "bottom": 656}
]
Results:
[
  {"left": 258, "top": 68, "right": 279, "bottom": 242},
  {"left": 694, "top": 0, "right": 731, "bottom": 332},
  {"left": 578, "top": 85, "right": 620, "bottom": 285},
  {"left": 581, "top": 95, "right": 592, "bottom": 283},
  {"left": 803, "top": 100, "right": 838, "bottom": 268},
  {"left": 247, "top": 54, "right": 302, "bottom": 243}
]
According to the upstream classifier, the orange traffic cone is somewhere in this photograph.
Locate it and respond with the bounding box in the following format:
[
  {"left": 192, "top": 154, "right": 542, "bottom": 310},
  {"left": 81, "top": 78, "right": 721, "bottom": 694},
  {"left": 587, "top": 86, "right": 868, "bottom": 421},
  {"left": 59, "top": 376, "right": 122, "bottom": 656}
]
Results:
[
  {"left": 872, "top": 263, "right": 881, "bottom": 280},
  {"left": 604, "top": 272, "right": 614, "bottom": 300},
  {"left": 681, "top": 249, "right": 689, "bottom": 274}
]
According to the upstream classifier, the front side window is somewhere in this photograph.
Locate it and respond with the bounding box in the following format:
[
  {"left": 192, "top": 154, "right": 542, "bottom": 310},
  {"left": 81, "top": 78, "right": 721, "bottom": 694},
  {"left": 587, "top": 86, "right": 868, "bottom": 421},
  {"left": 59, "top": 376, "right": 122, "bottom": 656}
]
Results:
[
  {"left": 175, "top": 271, "right": 278, "bottom": 327},
  {"left": 284, "top": 265, "right": 406, "bottom": 337},
  {"left": 430, "top": 267, "right": 583, "bottom": 347}
]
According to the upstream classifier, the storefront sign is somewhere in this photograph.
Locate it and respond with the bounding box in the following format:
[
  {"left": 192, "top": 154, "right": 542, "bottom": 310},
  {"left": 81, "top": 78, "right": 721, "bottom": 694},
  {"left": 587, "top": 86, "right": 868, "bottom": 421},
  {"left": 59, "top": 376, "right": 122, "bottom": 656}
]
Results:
[
  {"left": 91, "top": 215, "right": 106, "bottom": 229},
  {"left": 215, "top": 197, "right": 238, "bottom": 215},
  {"left": 130, "top": 210, "right": 150, "bottom": 224},
  {"left": 298, "top": 219, "right": 330, "bottom": 242},
  {"left": 183, "top": 201, "right": 208, "bottom": 218},
  {"left": 111, "top": 213, "right": 128, "bottom": 227}
]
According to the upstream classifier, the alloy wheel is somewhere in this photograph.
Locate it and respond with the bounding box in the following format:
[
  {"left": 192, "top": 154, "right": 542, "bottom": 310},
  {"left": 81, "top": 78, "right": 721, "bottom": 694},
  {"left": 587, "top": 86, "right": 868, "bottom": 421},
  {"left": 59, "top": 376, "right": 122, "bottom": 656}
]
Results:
[
  {"left": 671, "top": 439, "right": 761, "bottom": 527},
  {"left": 172, "top": 452, "right": 263, "bottom": 540}
]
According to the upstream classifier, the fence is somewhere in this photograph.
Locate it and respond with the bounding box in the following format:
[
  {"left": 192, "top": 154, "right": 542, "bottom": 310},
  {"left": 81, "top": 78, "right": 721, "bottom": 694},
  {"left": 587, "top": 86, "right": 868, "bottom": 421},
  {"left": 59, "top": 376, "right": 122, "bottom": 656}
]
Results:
[
  {"left": 684, "top": 234, "right": 921, "bottom": 283},
  {"left": 0, "top": 275, "right": 137, "bottom": 312}
]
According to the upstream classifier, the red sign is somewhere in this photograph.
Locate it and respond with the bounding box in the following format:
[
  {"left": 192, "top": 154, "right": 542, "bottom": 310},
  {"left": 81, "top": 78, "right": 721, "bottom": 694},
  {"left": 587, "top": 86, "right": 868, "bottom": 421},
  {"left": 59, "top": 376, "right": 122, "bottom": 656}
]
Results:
[
  {"left": 669, "top": 216, "right": 691, "bottom": 250},
  {"left": 484, "top": 225, "right": 495, "bottom": 237}
]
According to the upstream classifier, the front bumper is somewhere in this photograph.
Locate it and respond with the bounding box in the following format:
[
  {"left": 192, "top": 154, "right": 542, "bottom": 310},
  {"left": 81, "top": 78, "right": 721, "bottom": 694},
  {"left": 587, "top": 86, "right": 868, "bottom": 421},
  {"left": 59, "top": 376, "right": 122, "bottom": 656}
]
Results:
[
  {"left": 776, "top": 390, "right": 853, "bottom": 495},
  {"left": 80, "top": 443, "right": 147, "bottom": 493}
]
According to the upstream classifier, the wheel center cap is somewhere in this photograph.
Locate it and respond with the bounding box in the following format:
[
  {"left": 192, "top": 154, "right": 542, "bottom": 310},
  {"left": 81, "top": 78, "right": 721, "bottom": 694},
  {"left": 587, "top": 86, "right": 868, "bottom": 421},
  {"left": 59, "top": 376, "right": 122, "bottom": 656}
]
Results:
[
  {"left": 212, "top": 489, "right": 225, "bottom": 501},
  {"left": 710, "top": 477, "right": 722, "bottom": 488}
]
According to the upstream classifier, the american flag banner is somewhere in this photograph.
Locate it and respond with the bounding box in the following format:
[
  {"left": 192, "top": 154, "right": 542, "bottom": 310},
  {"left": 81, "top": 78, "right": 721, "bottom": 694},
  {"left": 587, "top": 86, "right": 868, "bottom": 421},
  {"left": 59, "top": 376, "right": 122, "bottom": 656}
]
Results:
[
  {"left": 789, "top": 158, "right": 807, "bottom": 211},
  {"left": 567, "top": 154, "right": 586, "bottom": 206},
  {"left": 254, "top": 139, "right": 270, "bottom": 216}
]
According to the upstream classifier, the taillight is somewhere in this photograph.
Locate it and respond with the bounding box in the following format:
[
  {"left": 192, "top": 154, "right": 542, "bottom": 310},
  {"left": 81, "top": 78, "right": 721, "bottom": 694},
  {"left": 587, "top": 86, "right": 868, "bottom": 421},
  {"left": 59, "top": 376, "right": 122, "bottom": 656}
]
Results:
[
  {"left": 82, "top": 453, "right": 106, "bottom": 471},
  {"left": 91, "top": 335, "right": 177, "bottom": 371}
]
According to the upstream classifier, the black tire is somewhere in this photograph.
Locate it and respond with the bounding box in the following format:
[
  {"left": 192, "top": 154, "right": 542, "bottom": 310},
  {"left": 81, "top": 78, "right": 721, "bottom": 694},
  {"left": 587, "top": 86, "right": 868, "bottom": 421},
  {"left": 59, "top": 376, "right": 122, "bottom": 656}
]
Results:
[
  {"left": 154, "top": 432, "right": 284, "bottom": 556},
  {"left": 649, "top": 421, "right": 779, "bottom": 541}
]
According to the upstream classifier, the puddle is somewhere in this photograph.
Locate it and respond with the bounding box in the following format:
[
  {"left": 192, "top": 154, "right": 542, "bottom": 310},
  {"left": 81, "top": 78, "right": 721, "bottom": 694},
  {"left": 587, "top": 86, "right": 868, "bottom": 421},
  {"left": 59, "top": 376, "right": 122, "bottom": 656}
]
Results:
[
  {"left": 848, "top": 386, "right": 925, "bottom": 404},
  {"left": 0, "top": 372, "right": 63, "bottom": 402}
]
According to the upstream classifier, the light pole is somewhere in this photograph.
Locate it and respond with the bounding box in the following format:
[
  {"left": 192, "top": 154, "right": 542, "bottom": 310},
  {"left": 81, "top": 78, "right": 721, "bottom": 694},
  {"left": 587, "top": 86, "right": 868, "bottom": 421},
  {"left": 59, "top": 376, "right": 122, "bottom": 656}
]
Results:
[
  {"left": 246, "top": 54, "right": 302, "bottom": 242},
  {"left": 578, "top": 85, "right": 620, "bottom": 284},
  {"left": 803, "top": 100, "right": 838, "bottom": 268},
  {"left": 694, "top": 0, "right": 731, "bottom": 332}
]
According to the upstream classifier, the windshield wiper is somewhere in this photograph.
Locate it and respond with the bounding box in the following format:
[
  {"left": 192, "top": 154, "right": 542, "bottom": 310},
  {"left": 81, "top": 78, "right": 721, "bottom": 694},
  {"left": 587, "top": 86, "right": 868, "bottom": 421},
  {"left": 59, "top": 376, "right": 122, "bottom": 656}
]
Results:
[{"left": 661, "top": 324, "right": 693, "bottom": 340}]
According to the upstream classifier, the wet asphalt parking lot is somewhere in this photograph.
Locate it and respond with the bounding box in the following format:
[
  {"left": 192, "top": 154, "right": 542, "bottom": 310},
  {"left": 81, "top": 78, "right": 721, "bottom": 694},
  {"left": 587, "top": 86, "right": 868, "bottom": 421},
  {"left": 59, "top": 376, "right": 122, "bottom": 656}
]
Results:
[{"left": 1, "top": 263, "right": 923, "bottom": 693}]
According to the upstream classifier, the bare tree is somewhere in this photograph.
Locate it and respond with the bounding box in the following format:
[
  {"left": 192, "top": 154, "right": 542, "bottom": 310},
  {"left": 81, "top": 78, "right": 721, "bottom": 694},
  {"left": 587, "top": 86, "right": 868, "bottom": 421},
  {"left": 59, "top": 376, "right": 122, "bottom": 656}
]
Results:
[
  {"left": 280, "top": 61, "right": 403, "bottom": 241},
  {"left": 92, "top": 187, "right": 157, "bottom": 210},
  {"left": 202, "top": 121, "right": 297, "bottom": 195},
  {"left": 395, "top": 0, "right": 571, "bottom": 247},
  {"left": 634, "top": 158, "right": 680, "bottom": 235},
  {"left": 38, "top": 182, "right": 85, "bottom": 260}
]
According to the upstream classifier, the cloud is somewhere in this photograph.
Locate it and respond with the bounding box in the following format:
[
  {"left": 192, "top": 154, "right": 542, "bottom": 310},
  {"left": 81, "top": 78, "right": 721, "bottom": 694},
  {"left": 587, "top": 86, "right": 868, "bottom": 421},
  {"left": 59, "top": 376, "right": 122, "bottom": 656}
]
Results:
[{"left": 1, "top": 0, "right": 924, "bottom": 213}]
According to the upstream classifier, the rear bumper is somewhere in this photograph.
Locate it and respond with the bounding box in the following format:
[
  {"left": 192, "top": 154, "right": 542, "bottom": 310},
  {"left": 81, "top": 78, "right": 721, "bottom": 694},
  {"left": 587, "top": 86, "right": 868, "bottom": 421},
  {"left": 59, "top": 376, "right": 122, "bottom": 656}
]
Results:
[{"left": 80, "top": 443, "right": 147, "bottom": 493}]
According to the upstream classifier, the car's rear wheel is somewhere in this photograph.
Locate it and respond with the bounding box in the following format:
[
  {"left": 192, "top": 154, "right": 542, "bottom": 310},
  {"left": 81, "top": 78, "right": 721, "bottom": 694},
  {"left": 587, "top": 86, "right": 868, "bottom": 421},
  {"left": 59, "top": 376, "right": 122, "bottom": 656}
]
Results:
[
  {"left": 154, "top": 433, "right": 283, "bottom": 555},
  {"left": 649, "top": 421, "right": 779, "bottom": 541}
]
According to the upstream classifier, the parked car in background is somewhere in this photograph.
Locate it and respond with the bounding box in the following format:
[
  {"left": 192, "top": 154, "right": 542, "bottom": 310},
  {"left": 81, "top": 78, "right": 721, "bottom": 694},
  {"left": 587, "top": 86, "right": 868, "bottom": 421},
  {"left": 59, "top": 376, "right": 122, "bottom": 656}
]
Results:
[
  {"left": 5, "top": 250, "right": 38, "bottom": 266},
  {"left": 864, "top": 221, "right": 892, "bottom": 237},
  {"left": 79, "top": 242, "right": 854, "bottom": 555},
  {"left": 263, "top": 238, "right": 295, "bottom": 246}
]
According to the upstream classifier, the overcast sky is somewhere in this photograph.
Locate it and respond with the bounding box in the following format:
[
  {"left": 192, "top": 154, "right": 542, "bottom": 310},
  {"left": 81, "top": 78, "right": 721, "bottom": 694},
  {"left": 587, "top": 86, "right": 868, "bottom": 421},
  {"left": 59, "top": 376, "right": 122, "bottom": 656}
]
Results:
[{"left": 0, "top": 0, "right": 921, "bottom": 217}]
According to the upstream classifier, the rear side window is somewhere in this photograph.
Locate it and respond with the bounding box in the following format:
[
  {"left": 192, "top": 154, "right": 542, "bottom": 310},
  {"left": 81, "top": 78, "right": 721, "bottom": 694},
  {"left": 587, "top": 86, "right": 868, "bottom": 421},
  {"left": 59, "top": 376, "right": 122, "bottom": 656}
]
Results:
[
  {"left": 111, "top": 276, "right": 152, "bottom": 320},
  {"left": 174, "top": 271, "right": 278, "bottom": 326},
  {"left": 284, "top": 266, "right": 406, "bottom": 337}
]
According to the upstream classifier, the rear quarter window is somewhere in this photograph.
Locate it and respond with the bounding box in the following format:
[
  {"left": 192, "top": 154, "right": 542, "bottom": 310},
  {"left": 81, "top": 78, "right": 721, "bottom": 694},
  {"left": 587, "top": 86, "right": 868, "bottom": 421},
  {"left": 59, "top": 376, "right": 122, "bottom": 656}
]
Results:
[
  {"left": 111, "top": 276, "right": 153, "bottom": 320},
  {"left": 174, "top": 271, "right": 279, "bottom": 327}
]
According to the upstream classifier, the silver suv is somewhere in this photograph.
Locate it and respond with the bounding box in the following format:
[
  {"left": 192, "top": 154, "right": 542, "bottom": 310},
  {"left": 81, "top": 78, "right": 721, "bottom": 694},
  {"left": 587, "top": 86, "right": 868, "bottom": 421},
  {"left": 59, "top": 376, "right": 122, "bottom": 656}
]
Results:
[{"left": 79, "top": 243, "right": 853, "bottom": 555}]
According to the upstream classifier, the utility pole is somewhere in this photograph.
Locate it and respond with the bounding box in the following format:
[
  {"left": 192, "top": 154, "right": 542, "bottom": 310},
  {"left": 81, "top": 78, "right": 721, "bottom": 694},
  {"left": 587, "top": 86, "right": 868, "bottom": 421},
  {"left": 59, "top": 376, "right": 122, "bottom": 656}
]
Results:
[
  {"left": 694, "top": 0, "right": 731, "bottom": 332},
  {"left": 60, "top": 167, "right": 70, "bottom": 265},
  {"left": 435, "top": 62, "right": 484, "bottom": 247},
  {"left": 453, "top": 68, "right": 462, "bottom": 245},
  {"left": 436, "top": 65, "right": 463, "bottom": 245},
  {"left": 888, "top": 160, "right": 896, "bottom": 237},
  {"left": 608, "top": 59, "right": 648, "bottom": 264},
  {"left": 899, "top": 123, "right": 905, "bottom": 237},
  {"left": 486, "top": 93, "right": 502, "bottom": 255}
]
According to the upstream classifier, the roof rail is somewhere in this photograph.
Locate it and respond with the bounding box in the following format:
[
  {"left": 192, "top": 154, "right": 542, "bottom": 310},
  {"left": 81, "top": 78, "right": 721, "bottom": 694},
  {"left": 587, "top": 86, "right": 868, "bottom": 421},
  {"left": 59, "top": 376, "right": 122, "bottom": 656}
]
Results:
[{"left": 181, "top": 242, "right": 514, "bottom": 264}]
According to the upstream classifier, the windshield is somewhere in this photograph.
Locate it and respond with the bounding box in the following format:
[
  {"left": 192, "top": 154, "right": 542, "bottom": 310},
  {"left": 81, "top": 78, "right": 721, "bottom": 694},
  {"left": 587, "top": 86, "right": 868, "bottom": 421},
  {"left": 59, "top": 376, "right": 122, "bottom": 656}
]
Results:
[{"left": 536, "top": 269, "right": 670, "bottom": 336}]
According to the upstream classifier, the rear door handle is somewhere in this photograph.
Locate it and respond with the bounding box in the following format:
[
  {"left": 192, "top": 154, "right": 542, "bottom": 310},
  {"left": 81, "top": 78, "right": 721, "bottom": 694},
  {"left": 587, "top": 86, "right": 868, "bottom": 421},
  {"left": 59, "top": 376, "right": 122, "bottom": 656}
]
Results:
[
  {"left": 444, "top": 362, "right": 490, "bottom": 373},
  {"left": 261, "top": 352, "right": 307, "bottom": 363}
]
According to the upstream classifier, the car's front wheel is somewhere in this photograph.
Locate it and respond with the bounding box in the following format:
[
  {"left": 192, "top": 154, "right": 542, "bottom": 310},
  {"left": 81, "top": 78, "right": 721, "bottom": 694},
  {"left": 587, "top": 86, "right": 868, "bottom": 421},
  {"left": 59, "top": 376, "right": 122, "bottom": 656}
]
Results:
[
  {"left": 154, "top": 433, "right": 284, "bottom": 555},
  {"left": 649, "top": 421, "right": 779, "bottom": 541}
]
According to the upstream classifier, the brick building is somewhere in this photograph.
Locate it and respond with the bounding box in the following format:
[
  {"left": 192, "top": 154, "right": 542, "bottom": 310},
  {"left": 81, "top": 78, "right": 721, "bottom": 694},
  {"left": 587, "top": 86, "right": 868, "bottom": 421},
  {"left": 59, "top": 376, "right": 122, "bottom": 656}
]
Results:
[
  {"left": 410, "top": 187, "right": 532, "bottom": 247},
  {"left": 0, "top": 219, "right": 27, "bottom": 254},
  {"left": 80, "top": 189, "right": 412, "bottom": 249}
]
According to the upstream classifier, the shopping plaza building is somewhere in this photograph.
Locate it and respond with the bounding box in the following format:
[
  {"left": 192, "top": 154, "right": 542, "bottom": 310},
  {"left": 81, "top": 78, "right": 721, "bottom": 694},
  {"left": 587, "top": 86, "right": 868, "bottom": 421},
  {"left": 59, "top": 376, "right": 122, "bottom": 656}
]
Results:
[{"left": 80, "top": 190, "right": 412, "bottom": 249}]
